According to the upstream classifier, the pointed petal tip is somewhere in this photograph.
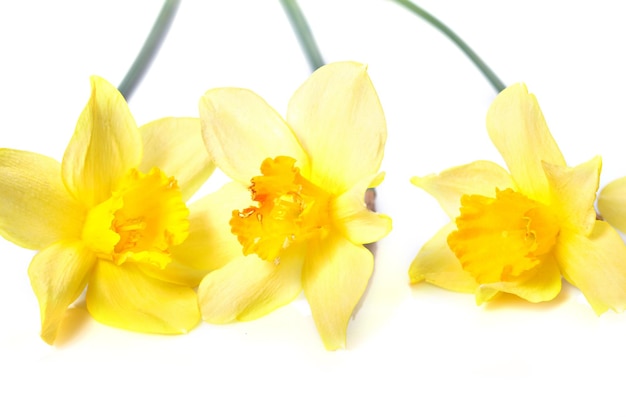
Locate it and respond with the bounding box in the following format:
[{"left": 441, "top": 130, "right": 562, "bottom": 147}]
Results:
[
  {"left": 589, "top": 302, "right": 609, "bottom": 316},
  {"left": 88, "top": 75, "right": 124, "bottom": 100},
  {"left": 408, "top": 272, "right": 425, "bottom": 285},
  {"left": 315, "top": 60, "right": 368, "bottom": 74},
  {"left": 40, "top": 327, "right": 57, "bottom": 345},
  {"left": 321, "top": 336, "right": 347, "bottom": 351},
  {"left": 410, "top": 175, "right": 429, "bottom": 188}
]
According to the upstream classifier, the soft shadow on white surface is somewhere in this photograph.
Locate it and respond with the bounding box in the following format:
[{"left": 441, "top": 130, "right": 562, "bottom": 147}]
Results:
[{"left": 2, "top": 1, "right": 626, "bottom": 416}]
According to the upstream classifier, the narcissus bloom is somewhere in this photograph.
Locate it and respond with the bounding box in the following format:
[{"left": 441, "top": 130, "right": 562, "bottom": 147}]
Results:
[
  {"left": 198, "top": 62, "right": 391, "bottom": 350},
  {"left": 0, "top": 76, "right": 222, "bottom": 344},
  {"left": 410, "top": 83, "right": 626, "bottom": 313}
]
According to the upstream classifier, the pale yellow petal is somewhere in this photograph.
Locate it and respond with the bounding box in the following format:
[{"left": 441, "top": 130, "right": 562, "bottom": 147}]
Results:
[
  {"left": 62, "top": 76, "right": 142, "bottom": 207},
  {"left": 198, "top": 246, "right": 304, "bottom": 323},
  {"left": 0, "top": 149, "right": 85, "bottom": 249},
  {"left": 148, "top": 182, "right": 249, "bottom": 288},
  {"left": 286, "top": 62, "right": 386, "bottom": 195},
  {"left": 28, "top": 240, "right": 96, "bottom": 344},
  {"left": 86, "top": 260, "right": 200, "bottom": 334},
  {"left": 598, "top": 176, "right": 626, "bottom": 234},
  {"left": 475, "top": 255, "right": 562, "bottom": 304},
  {"left": 139, "top": 117, "right": 214, "bottom": 201},
  {"left": 486, "top": 83, "right": 566, "bottom": 203},
  {"left": 555, "top": 221, "right": 626, "bottom": 314},
  {"left": 332, "top": 172, "right": 392, "bottom": 244},
  {"left": 409, "top": 223, "right": 477, "bottom": 293},
  {"left": 543, "top": 156, "right": 601, "bottom": 235},
  {"left": 302, "top": 233, "right": 373, "bottom": 350},
  {"left": 199, "top": 88, "right": 310, "bottom": 183},
  {"left": 170, "top": 181, "right": 251, "bottom": 274},
  {"left": 411, "top": 160, "right": 515, "bottom": 220},
  {"left": 137, "top": 263, "right": 205, "bottom": 289}
]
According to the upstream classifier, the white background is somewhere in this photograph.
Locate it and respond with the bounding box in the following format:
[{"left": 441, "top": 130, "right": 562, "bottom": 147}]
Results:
[{"left": 2, "top": 1, "right": 626, "bottom": 415}]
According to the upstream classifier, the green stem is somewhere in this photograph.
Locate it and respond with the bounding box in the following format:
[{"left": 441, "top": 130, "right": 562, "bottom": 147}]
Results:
[
  {"left": 279, "top": 0, "right": 325, "bottom": 71},
  {"left": 118, "top": 0, "right": 181, "bottom": 100},
  {"left": 391, "top": 0, "right": 505, "bottom": 93}
]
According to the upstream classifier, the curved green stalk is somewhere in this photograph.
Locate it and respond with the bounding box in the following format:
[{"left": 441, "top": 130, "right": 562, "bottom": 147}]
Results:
[
  {"left": 391, "top": 0, "right": 505, "bottom": 92},
  {"left": 118, "top": 0, "right": 181, "bottom": 100},
  {"left": 279, "top": 0, "right": 325, "bottom": 71}
]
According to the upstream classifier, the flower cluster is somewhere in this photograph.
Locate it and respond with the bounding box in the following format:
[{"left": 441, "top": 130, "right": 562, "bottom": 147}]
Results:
[{"left": 2, "top": 65, "right": 626, "bottom": 350}]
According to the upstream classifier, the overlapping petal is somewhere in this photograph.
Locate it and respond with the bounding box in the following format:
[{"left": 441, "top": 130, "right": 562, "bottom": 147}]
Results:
[
  {"left": 543, "top": 157, "right": 601, "bottom": 235},
  {"left": 555, "top": 221, "right": 626, "bottom": 314},
  {"left": 475, "top": 255, "right": 562, "bottom": 304},
  {"left": 198, "top": 246, "right": 304, "bottom": 323},
  {"left": 199, "top": 88, "right": 310, "bottom": 183},
  {"left": 286, "top": 62, "right": 386, "bottom": 195},
  {"left": 486, "top": 83, "right": 565, "bottom": 203},
  {"left": 168, "top": 182, "right": 250, "bottom": 280},
  {"left": 598, "top": 177, "right": 626, "bottom": 233},
  {"left": 139, "top": 117, "right": 214, "bottom": 201},
  {"left": 409, "top": 223, "right": 476, "bottom": 293},
  {"left": 302, "top": 234, "right": 373, "bottom": 350},
  {"left": 86, "top": 260, "right": 200, "bottom": 334},
  {"left": 411, "top": 160, "right": 515, "bottom": 219},
  {"left": 332, "top": 172, "right": 392, "bottom": 245},
  {"left": 0, "top": 149, "right": 84, "bottom": 249},
  {"left": 62, "top": 76, "right": 142, "bottom": 207},
  {"left": 28, "top": 240, "right": 96, "bottom": 344}
]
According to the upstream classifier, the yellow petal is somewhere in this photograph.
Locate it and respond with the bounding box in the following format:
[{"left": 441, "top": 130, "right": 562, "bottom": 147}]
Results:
[
  {"left": 0, "top": 149, "right": 84, "bottom": 249},
  {"left": 555, "top": 221, "right": 626, "bottom": 314},
  {"left": 170, "top": 181, "right": 251, "bottom": 275},
  {"left": 411, "top": 160, "right": 515, "bottom": 220},
  {"left": 486, "top": 83, "right": 566, "bottom": 203},
  {"left": 598, "top": 176, "right": 626, "bottom": 234},
  {"left": 332, "top": 172, "right": 392, "bottom": 244},
  {"left": 62, "top": 76, "right": 142, "bottom": 207},
  {"left": 199, "top": 88, "right": 310, "bottom": 183},
  {"left": 409, "top": 222, "right": 477, "bottom": 293},
  {"left": 136, "top": 263, "right": 204, "bottom": 289},
  {"left": 286, "top": 62, "right": 386, "bottom": 195},
  {"left": 139, "top": 117, "right": 214, "bottom": 201},
  {"left": 28, "top": 240, "right": 96, "bottom": 344},
  {"left": 86, "top": 260, "right": 200, "bottom": 334},
  {"left": 151, "top": 183, "right": 249, "bottom": 289},
  {"left": 198, "top": 246, "right": 304, "bottom": 323},
  {"left": 475, "top": 255, "right": 562, "bottom": 304},
  {"left": 543, "top": 156, "right": 601, "bottom": 235},
  {"left": 302, "top": 233, "right": 373, "bottom": 350}
]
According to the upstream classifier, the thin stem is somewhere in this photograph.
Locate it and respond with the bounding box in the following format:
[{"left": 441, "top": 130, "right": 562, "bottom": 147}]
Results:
[
  {"left": 279, "top": 0, "right": 325, "bottom": 71},
  {"left": 391, "top": 0, "right": 505, "bottom": 93},
  {"left": 118, "top": 0, "right": 181, "bottom": 100}
]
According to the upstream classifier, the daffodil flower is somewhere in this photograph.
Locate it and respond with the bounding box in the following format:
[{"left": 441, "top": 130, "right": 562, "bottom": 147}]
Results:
[
  {"left": 0, "top": 76, "right": 224, "bottom": 344},
  {"left": 410, "top": 83, "right": 626, "bottom": 313},
  {"left": 197, "top": 62, "right": 392, "bottom": 350}
]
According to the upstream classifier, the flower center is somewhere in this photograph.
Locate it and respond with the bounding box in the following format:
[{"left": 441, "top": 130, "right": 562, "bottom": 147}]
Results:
[
  {"left": 82, "top": 167, "right": 189, "bottom": 268},
  {"left": 230, "top": 156, "right": 331, "bottom": 261},
  {"left": 447, "top": 188, "right": 559, "bottom": 284}
]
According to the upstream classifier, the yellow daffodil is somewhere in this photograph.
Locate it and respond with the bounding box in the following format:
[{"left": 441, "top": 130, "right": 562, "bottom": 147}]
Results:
[
  {"left": 0, "top": 76, "right": 224, "bottom": 344},
  {"left": 410, "top": 83, "right": 626, "bottom": 313},
  {"left": 197, "top": 61, "right": 391, "bottom": 350},
  {"left": 598, "top": 178, "right": 626, "bottom": 233}
]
